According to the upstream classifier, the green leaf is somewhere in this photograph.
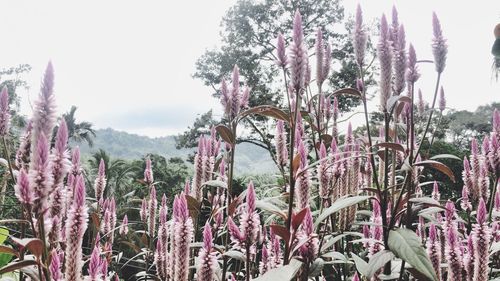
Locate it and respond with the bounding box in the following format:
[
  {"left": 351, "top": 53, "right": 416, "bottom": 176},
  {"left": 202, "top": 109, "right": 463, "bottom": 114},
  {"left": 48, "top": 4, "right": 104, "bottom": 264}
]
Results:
[
  {"left": 388, "top": 229, "right": 438, "bottom": 281},
  {"left": 252, "top": 259, "right": 303, "bottom": 281},
  {"left": 255, "top": 200, "right": 286, "bottom": 218},
  {"left": 223, "top": 250, "right": 246, "bottom": 262},
  {"left": 201, "top": 180, "right": 227, "bottom": 189},
  {"left": 0, "top": 228, "right": 8, "bottom": 245},
  {"left": 308, "top": 258, "right": 324, "bottom": 277},
  {"left": 366, "top": 250, "right": 395, "bottom": 278},
  {"left": 315, "top": 196, "right": 371, "bottom": 228},
  {"left": 430, "top": 154, "right": 461, "bottom": 161},
  {"left": 350, "top": 253, "right": 369, "bottom": 277}
]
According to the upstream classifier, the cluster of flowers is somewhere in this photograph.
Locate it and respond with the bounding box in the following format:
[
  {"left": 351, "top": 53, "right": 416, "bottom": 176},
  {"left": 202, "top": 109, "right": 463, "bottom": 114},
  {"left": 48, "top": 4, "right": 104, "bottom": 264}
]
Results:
[{"left": 2, "top": 3, "right": 498, "bottom": 281}]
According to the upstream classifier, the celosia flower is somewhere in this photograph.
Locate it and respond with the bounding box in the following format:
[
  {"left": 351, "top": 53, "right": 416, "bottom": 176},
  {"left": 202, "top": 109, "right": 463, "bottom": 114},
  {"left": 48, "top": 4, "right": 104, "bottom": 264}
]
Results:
[
  {"left": 315, "top": 28, "right": 326, "bottom": 87},
  {"left": 289, "top": 10, "right": 308, "bottom": 92},
  {"left": 64, "top": 174, "right": 89, "bottom": 281},
  {"left": 148, "top": 185, "right": 157, "bottom": 238},
  {"left": 94, "top": 159, "right": 106, "bottom": 205},
  {"left": 173, "top": 195, "right": 194, "bottom": 281},
  {"left": 241, "top": 86, "right": 250, "bottom": 109},
  {"left": 464, "top": 234, "right": 475, "bottom": 281},
  {"left": 50, "top": 249, "right": 63, "bottom": 281},
  {"left": 227, "top": 216, "right": 243, "bottom": 243},
  {"left": 15, "top": 169, "right": 35, "bottom": 205},
  {"left": 240, "top": 181, "right": 261, "bottom": 245},
  {"left": 0, "top": 87, "right": 9, "bottom": 137},
  {"left": 87, "top": 245, "right": 102, "bottom": 280},
  {"left": 426, "top": 224, "right": 441, "bottom": 280},
  {"left": 377, "top": 14, "right": 392, "bottom": 111},
  {"left": 295, "top": 140, "right": 311, "bottom": 209},
  {"left": 15, "top": 120, "right": 33, "bottom": 171},
  {"left": 276, "top": 32, "right": 288, "bottom": 68},
  {"left": 461, "top": 184, "right": 472, "bottom": 211},
  {"left": 140, "top": 197, "right": 148, "bottom": 223},
  {"left": 29, "top": 132, "right": 54, "bottom": 215},
  {"left": 369, "top": 199, "right": 383, "bottom": 257},
  {"left": 352, "top": 272, "right": 360, "bottom": 281},
  {"left": 439, "top": 87, "right": 446, "bottom": 112},
  {"left": 230, "top": 65, "right": 241, "bottom": 119},
  {"left": 405, "top": 43, "right": 420, "bottom": 84},
  {"left": 318, "top": 142, "right": 330, "bottom": 199},
  {"left": 119, "top": 215, "right": 129, "bottom": 236},
  {"left": 192, "top": 136, "right": 205, "bottom": 201},
  {"left": 299, "top": 208, "right": 319, "bottom": 261},
  {"left": 144, "top": 156, "right": 154, "bottom": 185},
  {"left": 444, "top": 201, "right": 462, "bottom": 281},
  {"left": 393, "top": 25, "right": 407, "bottom": 95},
  {"left": 417, "top": 89, "right": 425, "bottom": 115},
  {"left": 432, "top": 12, "right": 448, "bottom": 73},
  {"left": 220, "top": 79, "right": 230, "bottom": 116},
  {"left": 275, "top": 120, "right": 288, "bottom": 167},
  {"left": 196, "top": 222, "right": 219, "bottom": 281},
  {"left": 353, "top": 4, "right": 367, "bottom": 68},
  {"left": 431, "top": 181, "right": 440, "bottom": 202},
  {"left": 31, "top": 62, "right": 57, "bottom": 160},
  {"left": 472, "top": 198, "right": 491, "bottom": 281}
]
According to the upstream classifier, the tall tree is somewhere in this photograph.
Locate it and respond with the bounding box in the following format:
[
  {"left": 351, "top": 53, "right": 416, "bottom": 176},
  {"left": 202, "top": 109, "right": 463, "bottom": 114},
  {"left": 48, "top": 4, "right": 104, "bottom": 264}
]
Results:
[
  {"left": 62, "top": 106, "right": 96, "bottom": 147},
  {"left": 178, "top": 0, "right": 364, "bottom": 153}
]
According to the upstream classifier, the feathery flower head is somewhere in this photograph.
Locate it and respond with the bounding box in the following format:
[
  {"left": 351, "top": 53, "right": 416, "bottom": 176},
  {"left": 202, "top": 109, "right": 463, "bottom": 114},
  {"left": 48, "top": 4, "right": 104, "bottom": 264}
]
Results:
[
  {"left": 246, "top": 181, "right": 256, "bottom": 213},
  {"left": 227, "top": 216, "right": 243, "bottom": 243},
  {"left": 94, "top": 159, "right": 106, "bottom": 203},
  {"left": 316, "top": 28, "right": 324, "bottom": 86},
  {"left": 174, "top": 195, "right": 189, "bottom": 221},
  {"left": 461, "top": 184, "right": 472, "bottom": 211},
  {"left": 477, "top": 198, "right": 487, "bottom": 225},
  {"left": 276, "top": 32, "right": 288, "bottom": 67},
  {"left": 15, "top": 169, "right": 35, "bottom": 205},
  {"left": 120, "top": 215, "right": 129, "bottom": 236},
  {"left": 432, "top": 12, "right": 447, "bottom": 73},
  {"left": 494, "top": 109, "right": 500, "bottom": 133},
  {"left": 220, "top": 79, "right": 230, "bottom": 114},
  {"left": 0, "top": 87, "right": 9, "bottom": 136},
  {"left": 275, "top": 120, "right": 288, "bottom": 167},
  {"left": 144, "top": 156, "right": 154, "bottom": 185},
  {"left": 445, "top": 200, "right": 455, "bottom": 221},
  {"left": 49, "top": 250, "right": 63, "bottom": 281},
  {"left": 432, "top": 181, "right": 440, "bottom": 201},
  {"left": 88, "top": 245, "right": 102, "bottom": 279},
  {"left": 289, "top": 10, "right": 308, "bottom": 92},
  {"left": 406, "top": 43, "right": 420, "bottom": 84},
  {"left": 378, "top": 14, "right": 393, "bottom": 111},
  {"left": 202, "top": 221, "right": 213, "bottom": 250},
  {"left": 353, "top": 4, "right": 368, "bottom": 68},
  {"left": 32, "top": 62, "right": 57, "bottom": 157},
  {"left": 439, "top": 86, "right": 446, "bottom": 111},
  {"left": 140, "top": 198, "right": 148, "bottom": 223},
  {"left": 393, "top": 24, "right": 407, "bottom": 95},
  {"left": 30, "top": 132, "right": 53, "bottom": 214}
]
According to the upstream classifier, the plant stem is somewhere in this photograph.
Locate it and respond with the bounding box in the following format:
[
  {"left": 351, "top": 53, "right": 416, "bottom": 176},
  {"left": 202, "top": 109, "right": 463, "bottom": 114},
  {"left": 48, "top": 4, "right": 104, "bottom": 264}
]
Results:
[
  {"left": 414, "top": 73, "right": 441, "bottom": 162},
  {"left": 222, "top": 121, "right": 237, "bottom": 280},
  {"left": 284, "top": 87, "right": 301, "bottom": 264},
  {"left": 2, "top": 136, "right": 15, "bottom": 183}
]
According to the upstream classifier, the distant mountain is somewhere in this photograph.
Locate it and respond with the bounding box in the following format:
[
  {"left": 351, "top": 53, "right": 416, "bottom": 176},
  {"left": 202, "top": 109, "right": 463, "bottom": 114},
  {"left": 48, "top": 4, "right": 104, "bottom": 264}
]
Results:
[{"left": 77, "top": 128, "right": 277, "bottom": 175}]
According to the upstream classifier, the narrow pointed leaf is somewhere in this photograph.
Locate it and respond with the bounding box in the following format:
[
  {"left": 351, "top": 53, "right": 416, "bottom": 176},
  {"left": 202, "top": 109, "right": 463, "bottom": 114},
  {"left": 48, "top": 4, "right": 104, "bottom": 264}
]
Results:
[{"left": 315, "top": 196, "right": 371, "bottom": 227}]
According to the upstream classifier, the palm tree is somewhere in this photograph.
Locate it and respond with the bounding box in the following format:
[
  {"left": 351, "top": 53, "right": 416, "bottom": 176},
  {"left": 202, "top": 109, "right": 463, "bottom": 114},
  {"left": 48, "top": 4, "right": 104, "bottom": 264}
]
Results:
[
  {"left": 87, "top": 149, "right": 138, "bottom": 199},
  {"left": 63, "top": 106, "right": 96, "bottom": 147}
]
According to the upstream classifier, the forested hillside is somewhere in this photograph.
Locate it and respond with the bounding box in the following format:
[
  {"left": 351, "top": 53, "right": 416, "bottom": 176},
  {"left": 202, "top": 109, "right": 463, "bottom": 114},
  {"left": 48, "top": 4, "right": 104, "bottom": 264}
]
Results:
[{"left": 77, "top": 128, "right": 277, "bottom": 174}]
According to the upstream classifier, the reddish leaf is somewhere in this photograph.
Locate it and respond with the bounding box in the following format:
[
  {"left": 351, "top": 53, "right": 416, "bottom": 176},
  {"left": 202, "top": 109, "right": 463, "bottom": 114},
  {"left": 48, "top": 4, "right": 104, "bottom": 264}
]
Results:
[
  {"left": 10, "top": 238, "right": 43, "bottom": 258},
  {"left": 414, "top": 160, "right": 456, "bottom": 183},
  {"left": 320, "top": 134, "right": 333, "bottom": 147},
  {"left": 185, "top": 194, "right": 201, "bottom": 218},
  {"left": 291, "top": 208, "right": 308, "bottom": 231},
  {"left": 215, "top": 125, "right": 234, "bottom": 146},
  {"left": 228, "top": 196, "right": 242, "bottom": 217},
  {"left": 91, "top": 212, "right": 100, "bottom": 229},
  {"left": 331, "top": 88, "right": 362, "bottom": 98},
  {"left": 373, "top": 142, "right": 405, "bottom": 153},
  {"left": 0, "top": 260, "right": 37, "bottom": 275},
  {"left": 292, "top": 154, "right": 301, "bottom": 179},
  {"left": 0, "top": 245, "right": 17, "bottom": 257},
  {"left": 386, "top": 95, "right": 412, "bottom": 113},
  {"left": 270, "top": 224, "right": 290, "bottom": 244},
  {"left": 239, "top": 105, "right": 290, "bottom": 123}
]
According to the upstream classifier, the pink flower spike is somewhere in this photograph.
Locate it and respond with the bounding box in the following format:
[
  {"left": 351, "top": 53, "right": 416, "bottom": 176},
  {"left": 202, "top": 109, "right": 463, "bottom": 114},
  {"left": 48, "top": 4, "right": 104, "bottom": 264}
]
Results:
[
  {"left": 477, "top": 198, "right": 487, "bottom": 225},
  {"left": 246, "top": 181, "right": 256, "bottom": 213},
  {"left": 406, "top": 43, "right": 420, "bottom": 83},
  {"left": 439, "top": 87, "right": 446, "bottom": 111},
  {"left": 276, "top": 32, "right": 288, "bottom": 67},
  {"left": 0, "top": 86, "right": 9, "bottom": 136},
  {"left": 49, "top": 249, "right": 63, "bottom": 281},
  {"left": 120, "top": 215, "right": 129, "bottom": 236},
  {"left": 144, "top": 156, "right": 154, "bottom": 185},
  {"left": 15, "top": 169, "right": 35, "bottom": 205},
  {"left": 431, "top": 12, "right": 447, "bottom": 73}
]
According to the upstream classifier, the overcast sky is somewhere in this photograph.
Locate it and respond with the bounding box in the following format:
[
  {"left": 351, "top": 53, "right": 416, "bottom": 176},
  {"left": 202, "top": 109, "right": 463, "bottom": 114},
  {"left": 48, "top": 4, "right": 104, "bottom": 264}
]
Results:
[{"left": 1, "top": 1, "right": 499, "bottom": 137}]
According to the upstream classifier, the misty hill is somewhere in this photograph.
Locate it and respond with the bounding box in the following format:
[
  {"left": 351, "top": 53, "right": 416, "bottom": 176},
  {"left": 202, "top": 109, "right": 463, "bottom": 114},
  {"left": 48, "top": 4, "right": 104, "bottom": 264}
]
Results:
[{"left": 77, "top": 128, "right": 277, "bottom": 175}]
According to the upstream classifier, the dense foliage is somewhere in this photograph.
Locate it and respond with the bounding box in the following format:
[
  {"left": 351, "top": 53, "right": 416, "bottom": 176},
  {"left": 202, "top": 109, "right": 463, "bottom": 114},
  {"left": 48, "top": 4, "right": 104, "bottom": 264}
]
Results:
[{"left": 0, "top": 3, "right": 499, "bottom": 281}]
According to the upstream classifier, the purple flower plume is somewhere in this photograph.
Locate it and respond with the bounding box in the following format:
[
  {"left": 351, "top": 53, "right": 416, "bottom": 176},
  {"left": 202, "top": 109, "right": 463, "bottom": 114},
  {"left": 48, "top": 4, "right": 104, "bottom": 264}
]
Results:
[
  {"left": 64, "top": 174, "right": 88, "bottom": 281},
  {"left": 276, "top": 32, "right": 288, "bottom": 68},
  {"left": 196, "top": 222, "right": 218, "bottom": 281},
  {"left": 353, "top": 4, "right": 368, "bottom": 68},
  {"left": 173, "top": 195, "right": 193, "bottom": 281},
  {"left": 432, "top": 12, "right": 448, "bottom": 73},
  {"left": 377, "top": 14, "right": 393, "bottom": 111},
  {"left": 289, "top": 10, "right": 308, "bottom": 92},
  {"left": 0, "top": 87, "right": 9, "bottom": 136},
  {"left": 31, "top": 62, "right": 57, "bottom": 160}
]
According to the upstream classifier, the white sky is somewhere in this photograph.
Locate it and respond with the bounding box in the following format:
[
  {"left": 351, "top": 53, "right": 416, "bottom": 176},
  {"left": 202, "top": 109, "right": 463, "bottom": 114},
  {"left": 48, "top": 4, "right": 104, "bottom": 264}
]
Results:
[{"left": 1, "top": 0, "right": 499, "bottom": 137}]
